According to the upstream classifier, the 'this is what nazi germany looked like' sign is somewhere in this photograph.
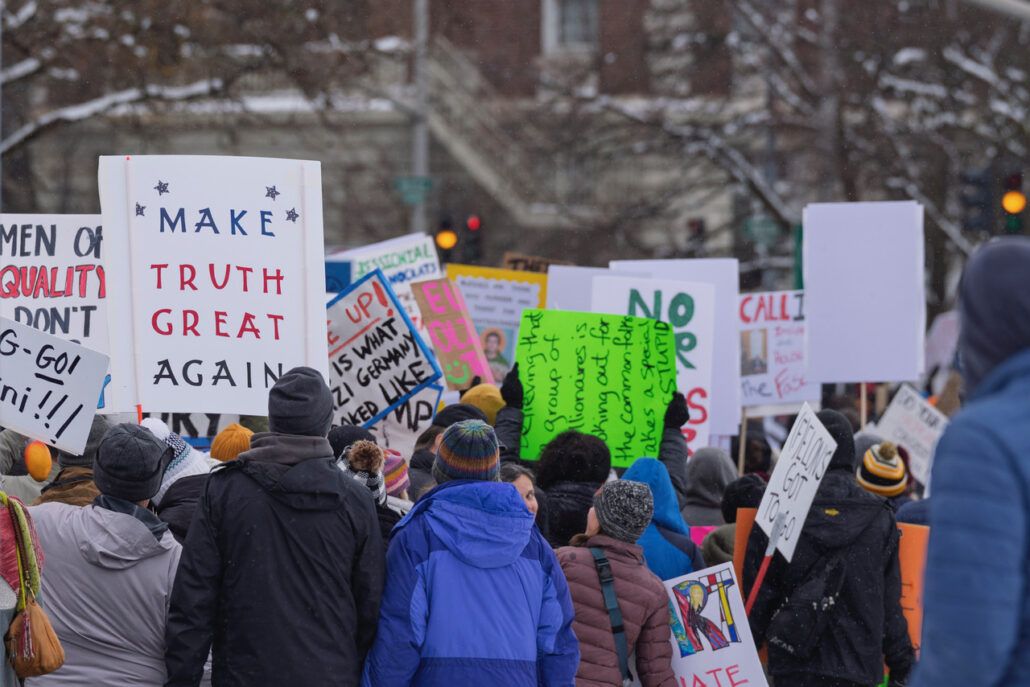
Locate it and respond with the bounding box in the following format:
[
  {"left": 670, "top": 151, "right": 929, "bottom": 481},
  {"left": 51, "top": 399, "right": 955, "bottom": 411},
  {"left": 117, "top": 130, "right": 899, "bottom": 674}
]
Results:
[
  {"left": 326, "top": 270, "right": 440, "bottom": 428},
  {"left": 99, "top": 155, "right": 329, "bottom": 414}
]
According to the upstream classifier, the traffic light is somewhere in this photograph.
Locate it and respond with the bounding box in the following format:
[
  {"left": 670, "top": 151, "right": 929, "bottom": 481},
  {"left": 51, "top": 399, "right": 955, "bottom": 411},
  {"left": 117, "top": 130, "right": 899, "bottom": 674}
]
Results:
[
  {"left": 959, "top": 167, "right": 994, "bottom": 233},
  {"left": 463, "top": 214, "right": 483, "bottom": 263},
  {"left": 435, "top": 217, "right": 458, "bottom": 262},
  {"left": 1002, "top": 171, "right": 1025, "bottom": 234}
]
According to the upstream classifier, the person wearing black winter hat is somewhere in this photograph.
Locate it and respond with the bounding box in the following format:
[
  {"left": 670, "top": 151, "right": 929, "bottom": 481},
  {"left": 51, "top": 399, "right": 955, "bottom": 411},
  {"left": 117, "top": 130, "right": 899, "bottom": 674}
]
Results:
[
  {"left": 743, "top": 409, "right": 913, "bottom": 687},
  {"left": 165, "top": 367, "right": 384, "bottom": 687}
]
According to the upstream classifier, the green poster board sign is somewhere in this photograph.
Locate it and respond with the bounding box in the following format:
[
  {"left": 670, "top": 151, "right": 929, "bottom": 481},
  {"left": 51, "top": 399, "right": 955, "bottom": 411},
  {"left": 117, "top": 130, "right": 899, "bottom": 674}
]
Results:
[{"left": 515, "top": 309, "right": 677, "bottom": 468}]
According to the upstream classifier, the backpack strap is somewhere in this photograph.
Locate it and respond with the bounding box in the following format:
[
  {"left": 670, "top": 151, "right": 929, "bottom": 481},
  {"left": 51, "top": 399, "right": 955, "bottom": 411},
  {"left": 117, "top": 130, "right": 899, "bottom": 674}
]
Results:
[{"left": 589, "top": 547, "right": 631, "bottom": 682}]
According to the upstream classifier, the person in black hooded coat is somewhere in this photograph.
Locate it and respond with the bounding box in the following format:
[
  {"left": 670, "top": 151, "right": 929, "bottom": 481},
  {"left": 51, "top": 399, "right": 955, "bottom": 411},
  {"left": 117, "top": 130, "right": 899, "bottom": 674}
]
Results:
[
  {"left": 743, "top": 409, "right": 913, "bottom": 687},
  {"left": 164, "top": 368, "right": 383, "bottom": 687}
]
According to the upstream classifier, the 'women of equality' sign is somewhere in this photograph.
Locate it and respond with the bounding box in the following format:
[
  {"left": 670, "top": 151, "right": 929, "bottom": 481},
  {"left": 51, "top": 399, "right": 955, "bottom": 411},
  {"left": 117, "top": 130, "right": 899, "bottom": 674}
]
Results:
[{"left": 99, "top": 155, "right": 329, "bottom": 414}]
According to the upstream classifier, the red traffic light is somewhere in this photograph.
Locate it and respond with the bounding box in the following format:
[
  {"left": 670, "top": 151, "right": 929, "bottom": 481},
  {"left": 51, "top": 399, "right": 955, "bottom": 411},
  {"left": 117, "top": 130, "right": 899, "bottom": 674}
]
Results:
[{"left": 466, "top": 215, "right": 481, "bottom": 231}]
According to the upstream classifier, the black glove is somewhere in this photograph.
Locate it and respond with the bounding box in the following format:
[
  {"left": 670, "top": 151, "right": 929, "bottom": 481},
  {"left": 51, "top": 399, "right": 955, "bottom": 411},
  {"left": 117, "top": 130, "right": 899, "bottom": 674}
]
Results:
[
  {"left": 457, "top": 376, "right": 483, "bottom": 398},
  {"left": 664, "top": 392, "right": 689, "bottom": 429},
  {"left": 500, "top": 363, "right": 523, "bottom": 410}
]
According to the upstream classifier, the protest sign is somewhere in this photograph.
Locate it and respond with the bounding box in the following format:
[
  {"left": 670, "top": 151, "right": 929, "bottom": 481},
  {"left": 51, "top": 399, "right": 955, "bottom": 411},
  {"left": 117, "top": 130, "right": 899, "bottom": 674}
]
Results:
[
  {"left": 660, "top": 563, "right": 768, "bottom": 687},
  {"left": 873, "top": 384, "right": 948, "bottom": 485},
  {"left": 804, "top": 201, "right": 925, "bottom": 383},
  {"left": 898, "top": 523, "right": 928, "bottom": 655},
  {"left": 545, "top": 266, "right": 614, "bottom": 311},
  {"left": 329, "top": 233, "right": 440, "bottom": 330},
  {"left": 739, "top": 290, "right": 820, "bottom": 413},
  {"left": 326, "top": 270, "right": 441, "bottom": 427},
  {"left": 0, "top": 316, "right": 109, "bottom": 454},
  {"left": 515, "top": 309, "right": 677, "bottom": 467},
  {"left": 99, "top": 155, "right": 329, "bottom": 414},
  {"left": 446, "top": 264, "right": 547, "bottom": 383},
  {"left": 592, "top": 276, "right": 715, "bottom": 451},
  {"left": 754, "top": 403, "right": 837, "bottom": 562},
  {"left": 368, "top": 383, "right": 443, "bottom": 459},
  {"left": 610, "top": 259, "right": 741, "bottom": 435},
  {"left": 411, "top": 278, "right": 492, "bottom": 391},
  {"left": 501, "top": 251, "right": 571, "bottom": 273}
]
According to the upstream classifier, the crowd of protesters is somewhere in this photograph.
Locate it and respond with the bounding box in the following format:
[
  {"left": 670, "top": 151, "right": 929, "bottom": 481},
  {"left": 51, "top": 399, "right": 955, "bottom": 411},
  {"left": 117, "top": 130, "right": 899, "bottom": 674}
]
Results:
[{"left": 0, "top": 236, "right": 1026, "bottom": 686}]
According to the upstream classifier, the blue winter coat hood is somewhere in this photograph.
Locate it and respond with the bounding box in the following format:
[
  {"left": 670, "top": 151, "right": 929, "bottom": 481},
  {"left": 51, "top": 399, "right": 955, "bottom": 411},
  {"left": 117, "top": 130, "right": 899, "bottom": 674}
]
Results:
[
  {"left": 623, "top": 458, "right": 689, "bottom": 536},
  {"left": 397, "top": 480, "right": 535, "bottom": 568}
]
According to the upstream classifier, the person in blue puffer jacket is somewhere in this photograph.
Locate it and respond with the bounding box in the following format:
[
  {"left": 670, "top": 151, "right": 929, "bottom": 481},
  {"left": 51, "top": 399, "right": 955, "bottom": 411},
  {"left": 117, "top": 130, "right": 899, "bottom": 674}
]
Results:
[
  {"left": 911, "top": 237, "right": 1030, "bottom": 687},
  {"left": 362, "top": 419, "right": 579, "bottom": 687},
  {"left": 623, "top": 458, "right": 704, "bottom": 580}
]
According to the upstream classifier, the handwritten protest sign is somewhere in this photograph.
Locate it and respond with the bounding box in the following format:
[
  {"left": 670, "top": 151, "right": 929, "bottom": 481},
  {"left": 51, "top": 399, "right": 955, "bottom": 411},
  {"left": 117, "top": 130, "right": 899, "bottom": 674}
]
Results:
[
  {"left": 804, "top": 201, "right": 925, "bottom": 383},
  {"left": 329, "top": 233, "right": 440, "bottom": 330},
  {"left": 739, "top": 290, "right": 820, "bottom": 413},
  {"left": 502, "top": 252, "right": 571, "bottom": 273},
  {"left": 99, "top": 155, "right": 329, "bottom": 414},
  {"left": 368, "top": 383, "right": 443, "bottom": 459},
  {"left": 610, "top": 259, "right": 741, "bottom": 435},
  {"left": 411, "top": 278, "right": 492, "bottom": 391},
  {"left": 873, "top": 385, "right": 947, "bottom": 485},
  {"left": 515, "top": 309, "right": 677, "bottom": 468},
  {"left": 446, "top": 264, "right": 547, "bottom": 383},
  {"left": 755, "top": 403, "right": 837, "bottom": 562},
  {"left": 657, "top": 563, "right": 768, "bottom": 687},
  {"left": 326, "top": 270, "right": 440, "bottom": 427},
  {"left": 592, "top": 276, "right": 715, "bottom": 451},
  {"left": 0, "top": 317, "right": 109, "bottom": 454}
]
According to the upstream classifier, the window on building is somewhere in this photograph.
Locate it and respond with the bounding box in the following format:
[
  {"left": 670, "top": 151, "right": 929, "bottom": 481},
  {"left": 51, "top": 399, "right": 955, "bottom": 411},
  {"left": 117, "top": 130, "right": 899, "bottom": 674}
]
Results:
[{"left": 543, "top": 0, "right": 599, "bottom": 53}]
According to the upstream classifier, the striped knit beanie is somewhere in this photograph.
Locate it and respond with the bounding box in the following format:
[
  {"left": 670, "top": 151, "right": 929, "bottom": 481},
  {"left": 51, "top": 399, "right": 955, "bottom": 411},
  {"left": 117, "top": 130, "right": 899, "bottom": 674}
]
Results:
[
  {"left": 856, "top": 441, "right": 909, "bottom": 497},
  {"left": 432, "top": 419, "right": 500, "bottom": 483},
  {"left": 340, "top": 440, "right": 387, "bottom": 505},
  {"left": 383, "top": 449, "right": 410, "bottom": 497}
]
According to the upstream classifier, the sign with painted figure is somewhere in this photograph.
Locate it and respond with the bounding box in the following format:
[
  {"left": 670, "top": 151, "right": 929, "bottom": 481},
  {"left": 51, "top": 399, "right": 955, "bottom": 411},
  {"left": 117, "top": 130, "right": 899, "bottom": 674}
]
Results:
[
  {"left": 755, "top": 403, "right": 837, "bottom": 562},
  {"left": 99, "top": 155, "right": 329, "bottom": 414},
  {"left": 592, "top": 276, "right": 715, "bottom": 452},
  {"left": 368, "top": 383, "right": 443, "bottom": 459},
  {"left": 502, "top": 251, "right": 571, "bottom": 274},
  {"left": 411, "top": 278, "right": 492, "bottom": 391},
  {"left": 446, "top": 264, "right": 548, "bottom": 383},
  {"left": 0, "top": 214, "right": 118, "bottom": 410},
  {"left": 804, "top": 201, "right": 925, "bottom": 383},
  {"left": 326, "top": 270, "right": 441, "bottom": 428},
  {"left": 0, "top": 317, "right": 109, "bottom": 454},
  {"left": 610, "top": 259, "right": 741, "bottom": 436},
  {"left": 658, "top": 563, "right": 768, "bottom": 687},
  {"left": 328, "top": 233, "right": 441, "bottom": 330},
  {"left": 739, "top": 290, "right": 820, "bottom": 413},
  {"left": 515, "top": 309, "right": 677, "bottom": 468},
  {"left": 873, "top": 384, "right": 948, "bottom": 485}
]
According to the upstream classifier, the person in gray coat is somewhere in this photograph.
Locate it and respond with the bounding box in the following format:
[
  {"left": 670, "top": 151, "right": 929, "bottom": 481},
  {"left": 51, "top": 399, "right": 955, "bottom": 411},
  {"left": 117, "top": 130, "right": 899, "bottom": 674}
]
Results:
[
  {"left": 27, "top": 423, "right": 180, "bottom": 686},
  {"left": 680, "top": 447, "right": 738, "bottom": 526}
]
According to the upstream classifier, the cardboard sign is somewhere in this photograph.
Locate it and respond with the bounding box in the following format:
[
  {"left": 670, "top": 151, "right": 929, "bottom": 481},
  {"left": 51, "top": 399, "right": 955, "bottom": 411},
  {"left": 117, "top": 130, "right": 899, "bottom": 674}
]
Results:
[
  {"left": 501, "top": 251, "right": 571, "bottom": 273},
  {"left": 368, "top": 383, "right": 443, "bottom": 459},
  {"left": 446, "top": 264, "right": 547, "bottom": 383},
  {"left": 739, "top": 290, "right": 820, "bottom": 413},
  {"left": 804, "top": 201, "right": 925, "bottom": 383},
  {"left": 326, "top": 270, "right": 441, "bottom": 428},
  {"left": 755, "top": 403, "right": 837, "bottom": 562},
  {"left": 514, "top": 309, "right": 677, "bottom": 468},
  {"left": 0, "top": 317, "right": 109, "bottom": 454},
  {"left": 660, "top": 563, "right": 768, "bottom": 687},
  {"left": 329, "top": 233, "right": 441, "bottom": 330},
  {"left": 873, "top": 385, "right": 947, "bottom": 485},
  {"left": 898, "top": 523, "right": 928, "bottom": 656},
  {"left": 411, "top": 278, "right": 492, "bottom": 391},
  {"left": 610, "top": 259, "right": 741, "bottom": 435},
  {"left": 592, "top": 277, "right": 715, "bottom": 451}
]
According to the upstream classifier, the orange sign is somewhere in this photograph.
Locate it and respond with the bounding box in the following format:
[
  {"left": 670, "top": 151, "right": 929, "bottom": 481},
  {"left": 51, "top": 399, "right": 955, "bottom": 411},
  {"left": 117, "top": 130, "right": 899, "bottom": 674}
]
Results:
[{"left": 897, "top": 523, "right": 928, "bottom": 655}]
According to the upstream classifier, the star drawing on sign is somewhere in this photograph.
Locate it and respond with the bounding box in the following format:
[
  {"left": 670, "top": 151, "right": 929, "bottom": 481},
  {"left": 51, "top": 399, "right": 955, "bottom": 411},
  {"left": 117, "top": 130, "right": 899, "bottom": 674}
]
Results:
[
  {"left": 135, "top": 202, "right": 146, "bottom": 217},
  {"left": 286, "top": 208, "right": 300, "bottom": 223},
  {"left": 154, "top": 180, "right": 169, "bottom": 195},
  {"left": 266, "top": 185, "right": 280, "bottom": 200}
]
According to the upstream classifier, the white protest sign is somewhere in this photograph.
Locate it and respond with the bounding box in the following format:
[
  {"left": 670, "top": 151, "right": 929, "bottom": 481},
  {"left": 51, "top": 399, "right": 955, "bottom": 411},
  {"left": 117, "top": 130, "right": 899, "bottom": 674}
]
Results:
[
  {"left": 610, "top": 259, "right": 741, "bottom": 435},
  {"left": 804, "top": 201, "right": 925, "bottom": 383},
  {"left": 652, "top": 563, "right": 768, "bottom": 687},
  {"left": 99, "top": 155, "right": 329, "bottom": 415},
  {"left": 326, "top": 270, "right": 441, "bottom": 428},
  {"left": 592, "top": 276, "right": 715, "bottom": 451},
  {"left": 329, "top": 233, "right": 440, "bottom": 330},
  {"left": 755, "top": 403, "right": 837, "bottom": 562},
  {"left": 0, "top": 317, "right": 109, "bottom": 454},
  {"left": 739, "top": 290, "right": 820, "bottom": 413},
  {"left": 873, "top": 384, "right": 947, "bottom": 485},
  {"left": 368, "top": 383, "right": 443, "bottom": 458},
  {"left": 545, "top": 266, "right": 614, "bottom": 311}
]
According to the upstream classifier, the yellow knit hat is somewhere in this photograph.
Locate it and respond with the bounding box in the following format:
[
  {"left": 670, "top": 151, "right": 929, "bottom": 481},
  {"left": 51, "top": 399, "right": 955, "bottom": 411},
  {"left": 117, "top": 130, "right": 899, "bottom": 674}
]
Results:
[
  {"left": 460, "top": 384, "right": 506, "bottom": 425},
  {"left": 856, "top": 441, "right": 908, "bottom": 497},
  {"left": 210, "top": 423, "right": 254, "bottom": 462}
]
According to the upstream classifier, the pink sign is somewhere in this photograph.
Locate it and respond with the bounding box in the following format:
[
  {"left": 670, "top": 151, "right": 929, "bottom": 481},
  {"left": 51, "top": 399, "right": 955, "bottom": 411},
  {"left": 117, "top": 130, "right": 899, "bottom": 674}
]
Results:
[{"left": 411, "top": 278, "right": 491, "bottom": 390}]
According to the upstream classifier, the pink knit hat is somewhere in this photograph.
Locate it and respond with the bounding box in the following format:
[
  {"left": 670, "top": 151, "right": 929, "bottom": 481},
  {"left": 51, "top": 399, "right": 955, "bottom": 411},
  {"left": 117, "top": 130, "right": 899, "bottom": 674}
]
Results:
[{"left": 383, "top": 449, "right": 410, "bottom": 498}]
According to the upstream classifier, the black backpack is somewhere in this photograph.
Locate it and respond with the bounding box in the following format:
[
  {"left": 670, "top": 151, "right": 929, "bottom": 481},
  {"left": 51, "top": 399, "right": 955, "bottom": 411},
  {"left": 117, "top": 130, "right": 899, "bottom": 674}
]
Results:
[{"left": 766, "top": 548, "right": 848, "bottom": 659}]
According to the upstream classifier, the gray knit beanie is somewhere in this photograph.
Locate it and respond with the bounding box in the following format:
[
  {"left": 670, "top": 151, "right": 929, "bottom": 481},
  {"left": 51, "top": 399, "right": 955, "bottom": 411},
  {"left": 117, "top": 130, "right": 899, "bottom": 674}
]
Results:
[{"left": 594, "top": 480, "right": 654, "bottom": 544}]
